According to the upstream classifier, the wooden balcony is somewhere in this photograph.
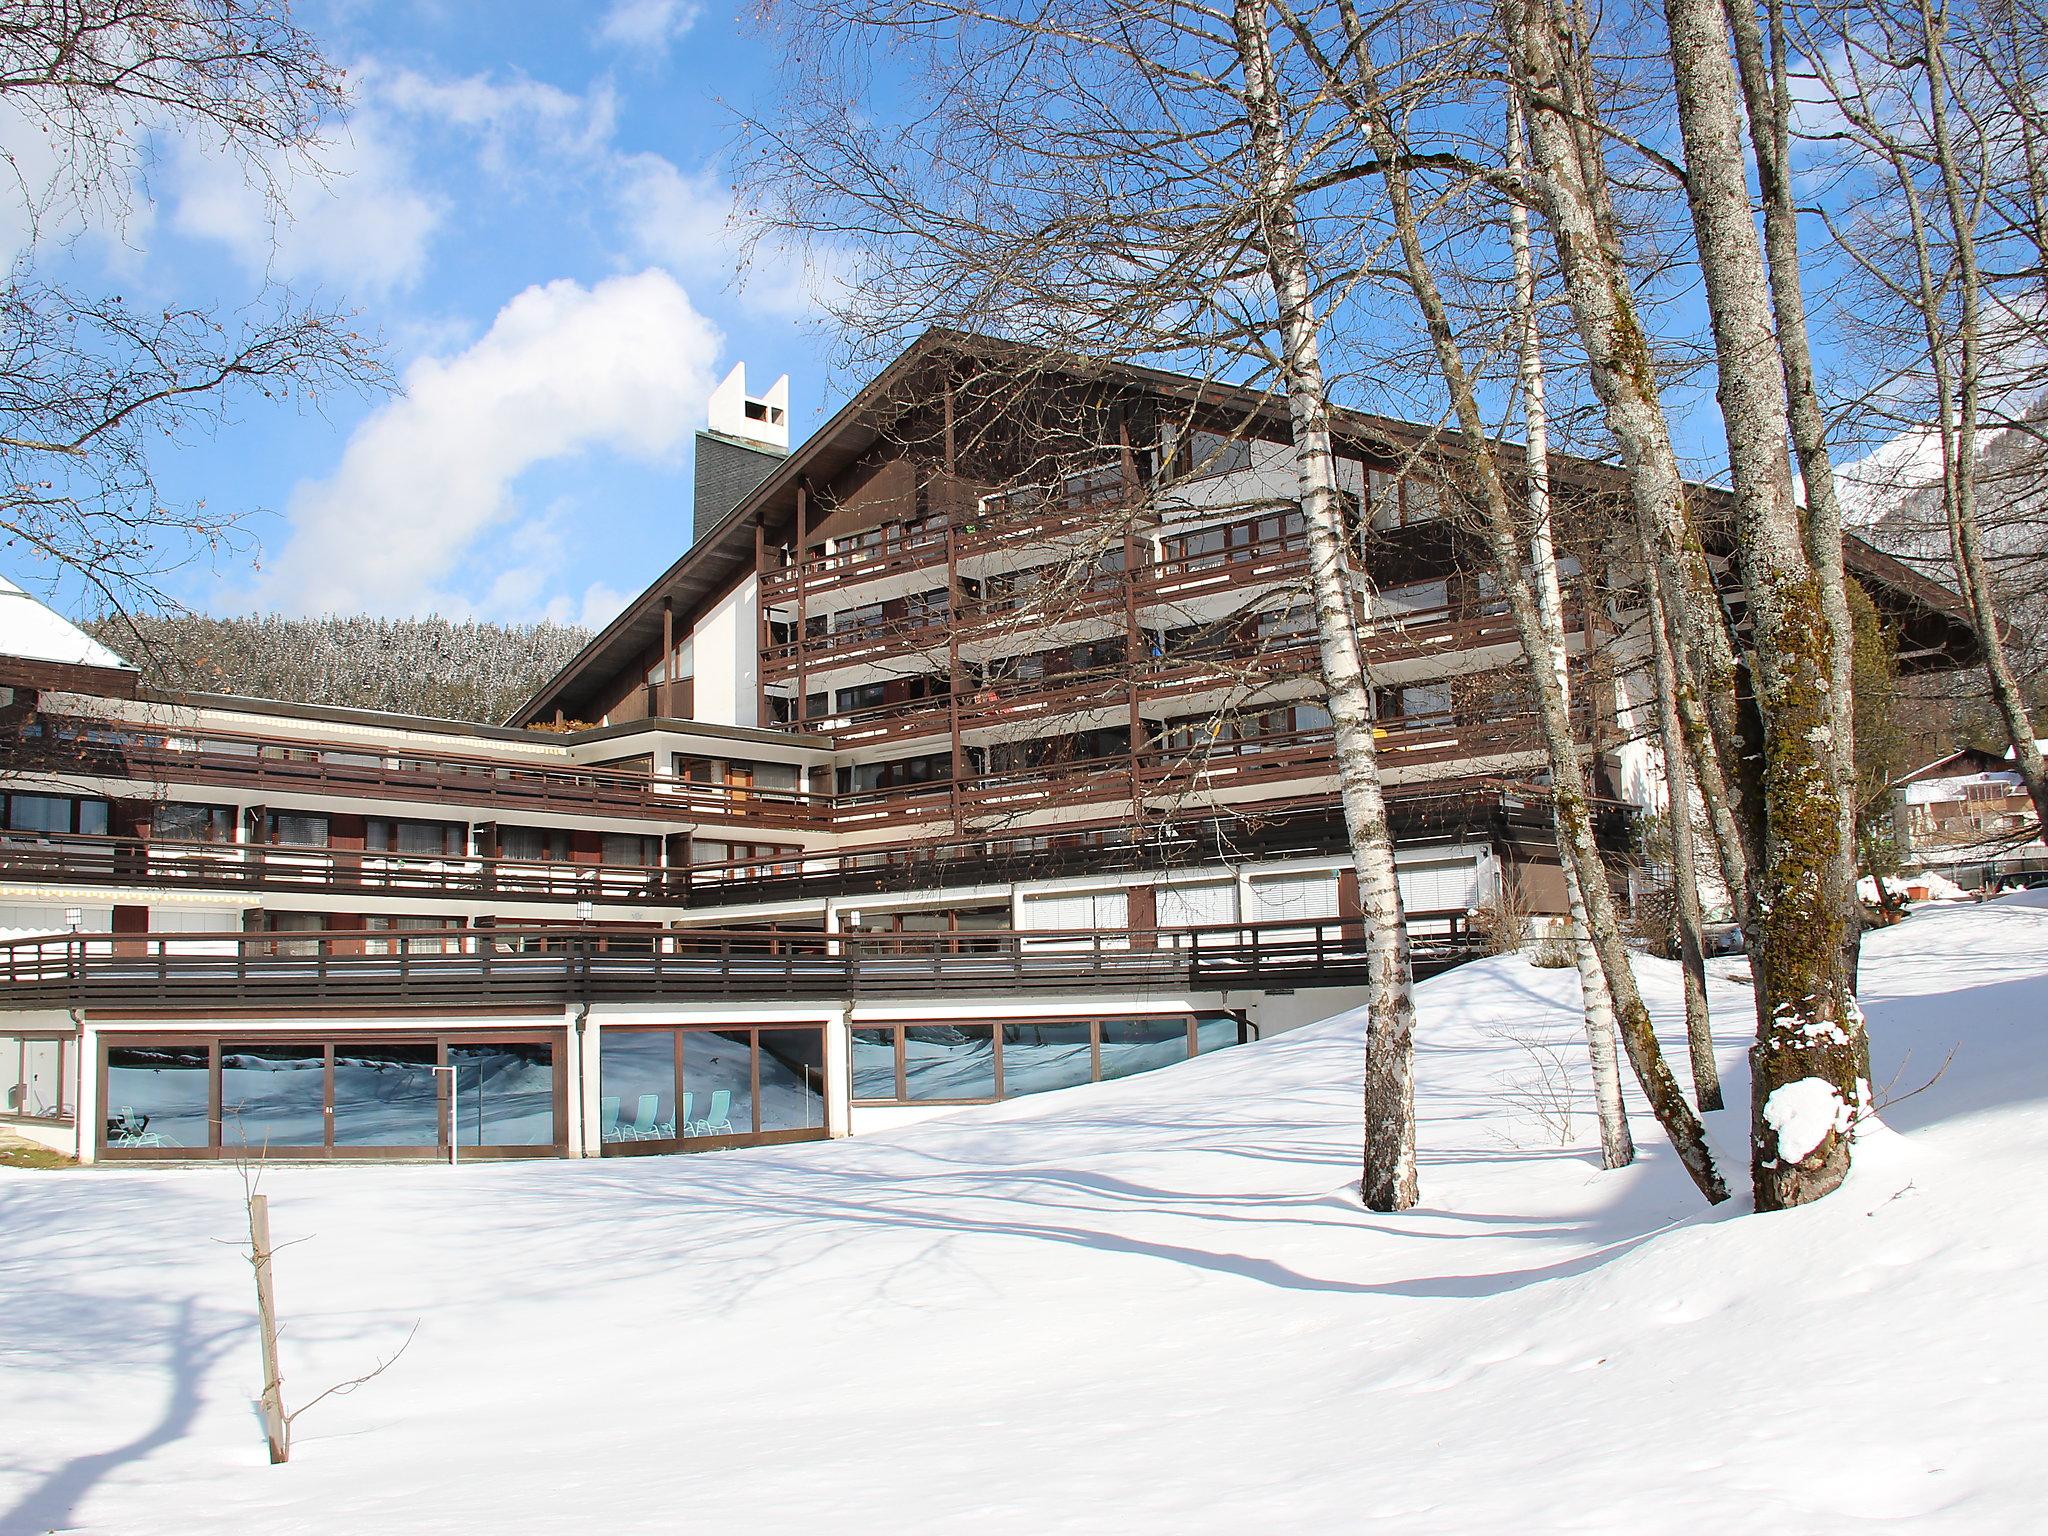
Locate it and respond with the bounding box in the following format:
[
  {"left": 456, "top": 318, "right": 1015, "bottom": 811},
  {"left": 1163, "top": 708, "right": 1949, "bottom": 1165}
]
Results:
[
  {"left": 829, "top": 703, "right": 1573, "bottom": 830},
  {"left": 0, "top": 913, "right": 1485, "bottom": 1012},
  {"left": 11, "top": 720, "right": 832, "bottom": 832},
  {"left": 0, "top": 833, "right": 687, "bottom": 906}
]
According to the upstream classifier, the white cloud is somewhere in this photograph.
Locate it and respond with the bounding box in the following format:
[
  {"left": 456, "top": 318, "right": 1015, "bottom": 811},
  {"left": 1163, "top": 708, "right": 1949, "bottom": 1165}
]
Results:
[
  {"left": 615, "top": 152, "right": 849, "bottom": 320},
  {"left": 374, "top": 65, "right": 618, "bottom": 174},
  {"left": 170, "top": 118, "right": 442, "bottom": 296},
  {"left": 596, "top": 0, "right": 703, "bottom": 53},
  {"left": 253, "top": 269, "right": 723, "bottom": 617}
]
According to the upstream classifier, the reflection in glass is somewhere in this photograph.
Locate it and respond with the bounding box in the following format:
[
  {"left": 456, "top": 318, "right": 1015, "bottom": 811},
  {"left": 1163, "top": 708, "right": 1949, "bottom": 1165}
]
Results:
[
  {"left": 682, "top": 1030, "right": 754, "bottom": 1137},
  {"left": 1193, "top": 1013, "right": 1243, "bottom": 1054},
  {"left": 220, "top": 1044, "right": 326, "bottom": 1149},
  {"left": 903, "top": 1024, "right": 996, "bottom": 1100},
  {"left": 757, "top": 1028, "right": 825, "bottom": 1132},
  {"left": 1098, "top": 1017, "right": 1190, "bottom": 1080},
  {"left": 851, "top": 1028, "right": 898, "bottom": 1100},
  {"left": 331, "top": 1043, "right": 438, "bottom": 1147},
  {"left": 449, "top": 1042, "right": 554, "bottom": 1147},
  {"left": 1000, "top": 1022, "right": 1094, "bottom": 1097},
  {"left": 22, "top": 1038, "right": 64, "bottom": 1118},
  {"left": 105, "top": 1043, "right": 211, "bottom": 1149},
  {"left": 0, "top": 1036, "right": 18, "bottom": 1112},
  {"left": 598, "top": 1029, "right": 675, "bottom": 1145}
]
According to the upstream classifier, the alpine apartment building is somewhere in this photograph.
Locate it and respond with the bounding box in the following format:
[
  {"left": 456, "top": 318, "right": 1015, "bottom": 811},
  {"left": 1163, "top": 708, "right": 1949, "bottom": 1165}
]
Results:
[{"left": 0, "top": 331, "right": 1979, "bottom": 1165}]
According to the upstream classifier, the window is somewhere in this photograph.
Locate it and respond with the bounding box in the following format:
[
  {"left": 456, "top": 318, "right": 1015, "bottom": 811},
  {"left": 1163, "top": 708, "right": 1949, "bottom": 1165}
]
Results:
[
  {"left": 364, "top": 915, "right": 462, "bottom": 955},
  {"left": 367, "top": 818, "right": 464, "bottom": 856},
  {"left": 1183, "top": 429, "right": 1253, "bottom": 478},
  {"left": 597, "top": 1025, "right": 828, "bottom": 1153},
  {"left": 3, "top": 793, "right": 109, "bottom": 836},
  {"left": 851, "top": 1014, "right": 1236, "bottom": 1104},
  {"left": 838, "top": 753, "right": 955, "bottom": 795},
  {"left": 602, "top": 833, "right": 661, "bottom": 868},
  {"left": 155, "top": 803, "right": 234, "bottom": 843},
  {"left": 1368, "top": 468, "right": 1447, "bottom": 529},
  {"left": 498, "top": 826, "right": 565, "bottom": 862},
  {"left": 265, "top": 812, "right": 329, "bottom": 848},
  {"left": 1, "top": 1035, "right": 73, "bottom": 1121},
  {"left": 836, "top": 681, "right": 889, "bottom": 714}
]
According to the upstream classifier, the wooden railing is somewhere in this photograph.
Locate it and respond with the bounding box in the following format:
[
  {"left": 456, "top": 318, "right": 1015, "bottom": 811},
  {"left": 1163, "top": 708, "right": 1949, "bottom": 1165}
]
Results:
[
  {"left": 0, "top": 913, "right": 1485, "bottom": 1011},
  {"left": 0, "top": 833, "right": 687, "bottom": 904},
  {"left": 15, "top": 721, "right": 832, "bottom": 832},
  {"left": 0, "top": 779, "right": 1602, "bottom": 913},
  {"left": 770, "top": 596, "right": 1554, "bottom": 744}
]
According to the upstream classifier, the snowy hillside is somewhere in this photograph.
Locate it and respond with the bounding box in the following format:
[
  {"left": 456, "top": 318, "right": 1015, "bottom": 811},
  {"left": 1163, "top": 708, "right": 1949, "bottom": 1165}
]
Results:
[
  {"left": 4, "top": 899, "right": 2046, "bottom": 1533},
  {"left": 81, "top": 612, "right": 591, "bottom": 724}
]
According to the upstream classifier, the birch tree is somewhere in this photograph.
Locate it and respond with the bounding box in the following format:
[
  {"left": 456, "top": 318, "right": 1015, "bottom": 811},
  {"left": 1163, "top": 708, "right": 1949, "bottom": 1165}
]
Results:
[
  {"left": 1299, "top": 13, "right": 1725, "bottom": 1199},
  {"left": 744, "top": 0, "right": 1435, "bottom": 1207}
]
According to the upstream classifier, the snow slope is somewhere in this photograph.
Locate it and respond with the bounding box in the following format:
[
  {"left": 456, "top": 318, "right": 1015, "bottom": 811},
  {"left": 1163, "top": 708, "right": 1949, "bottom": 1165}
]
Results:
[{"left": 4, "top": 900, "right": 2046, "bottom": 1534}]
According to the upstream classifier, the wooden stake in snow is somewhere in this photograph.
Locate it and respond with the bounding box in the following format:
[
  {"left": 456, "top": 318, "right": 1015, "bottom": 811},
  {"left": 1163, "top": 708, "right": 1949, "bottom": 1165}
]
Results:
[{"left": 249, "top": 1192, "right": 289, "bottom": 1465}]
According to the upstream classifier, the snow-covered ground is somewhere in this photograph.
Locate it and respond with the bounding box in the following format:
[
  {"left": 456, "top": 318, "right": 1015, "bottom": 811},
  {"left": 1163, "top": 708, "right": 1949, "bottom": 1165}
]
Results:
[{"left": 5, "top": 897, "right": 2046, "bottom": 1534}]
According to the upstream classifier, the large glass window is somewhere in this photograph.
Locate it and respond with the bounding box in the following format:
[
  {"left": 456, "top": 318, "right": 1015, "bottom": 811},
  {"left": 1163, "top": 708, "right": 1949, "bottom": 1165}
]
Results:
[
  {"left": 220, "top": 1044, "right": 327, "bottom": 1151},
  {"left": 448, "top": 1042, "right": 554, "bottom": 1148},
  {"left": 266, "top": 812, "right": 330, "bottom": 848},
  {"left": 903, "top": 1024, "right": 996, "bottom": 1101},
  {"left": 1098, "top": 1017, "right": 1191, "bottom": 1081},
  {"left": 683, "top": 1030, "right": 755, "bottom": 1138},
  {"left": 1, "top": 1036, "right": 73, "bottom": 1120},
  {"left": 855, "top": 1014, "right": 1229, "bottom": 1105},
  {"left": 4, "top": 793, "right": 107, "bottom": 835},
  {"left": 599, "top": 1028, "right": 677, "bottom": 1144},
  {"left": 330, "top": 1043, "right": 439, "bottom": 1148},
  {"left": 851, "top": 1028, "right": 899, "bottom": 1100},
  {"left": 757, "top": 1029, "right": 825, "bottom": 1133},
  {"left": 1194, "top": 1014, "right": 1245, "bottom": 1054},
  {"left": 367, "top": 818, "right": 463, "bottom": 855},
  {"left": 156, "top": 802, "right": 234, "bottom": 843},
  {"left": 999, "top": 1022, "right": 1094, "bottom": 1097},
  {"left": 105, "top": 1043, "right": 211, "bottom": 1150}
]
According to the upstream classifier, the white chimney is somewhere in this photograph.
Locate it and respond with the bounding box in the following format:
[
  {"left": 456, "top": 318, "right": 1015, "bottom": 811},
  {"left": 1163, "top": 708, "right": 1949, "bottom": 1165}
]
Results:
[{"left": 706, "top": 362, "right": 790, "bottom": 450}]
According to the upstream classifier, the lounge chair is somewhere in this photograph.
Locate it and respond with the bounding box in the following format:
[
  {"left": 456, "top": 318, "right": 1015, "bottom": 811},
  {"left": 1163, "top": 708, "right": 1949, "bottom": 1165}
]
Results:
[
  {"left": 598, "top": 1095, "right": 622, "bottom": 1142},
  {"left": 625, "top": 1093, "right": 662, "bottom": 1140},
  {"left": 106, "top": 1107, "right": 166, "bottom": 1148},
  {"left": 690, "top": 1088, "right": 734, "bottom": 1138}
]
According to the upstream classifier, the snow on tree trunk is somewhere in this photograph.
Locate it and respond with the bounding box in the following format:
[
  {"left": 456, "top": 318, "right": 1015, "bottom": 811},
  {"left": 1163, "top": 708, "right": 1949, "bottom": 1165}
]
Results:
[
  {"left": 1233, "top": 0, "right": 1421, "bottom": 1212},
  {"left": 1662, "top": 0, "right": 1863, "bottom": 1208}
]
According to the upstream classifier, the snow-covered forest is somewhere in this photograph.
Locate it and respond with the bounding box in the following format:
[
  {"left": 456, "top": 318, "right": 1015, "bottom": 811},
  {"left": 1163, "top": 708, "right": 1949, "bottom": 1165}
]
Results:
[{"left": 83, "top": 613, "right": 592, "bottom": 725}]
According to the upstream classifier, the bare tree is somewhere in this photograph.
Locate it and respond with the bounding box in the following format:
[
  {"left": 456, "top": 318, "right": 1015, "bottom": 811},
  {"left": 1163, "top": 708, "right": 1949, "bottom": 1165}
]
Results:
[
  {"left": 0, "top": 0, "right": 387, "bottom": 623},
  {"left": 1314, "top": 16, "right": 1725, "bottom": 1200},
  {"left": 1801, "top": 0, "right": 2048, "bottom": 840},
  {"left": 744, "top": 0, "right": 1434, "bottom": 1207}
]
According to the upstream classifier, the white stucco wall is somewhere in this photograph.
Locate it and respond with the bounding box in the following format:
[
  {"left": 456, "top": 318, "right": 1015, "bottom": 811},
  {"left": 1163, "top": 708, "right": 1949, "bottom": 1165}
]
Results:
[{"left": 689, "top": 573, "right": 761, "bottom": 729}]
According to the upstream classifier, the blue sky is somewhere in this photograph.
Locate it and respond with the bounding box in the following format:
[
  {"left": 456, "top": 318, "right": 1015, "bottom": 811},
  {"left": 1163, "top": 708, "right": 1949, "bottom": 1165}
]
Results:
[{"left": 17, "top": 0, "right": 845, "bottom": 629}]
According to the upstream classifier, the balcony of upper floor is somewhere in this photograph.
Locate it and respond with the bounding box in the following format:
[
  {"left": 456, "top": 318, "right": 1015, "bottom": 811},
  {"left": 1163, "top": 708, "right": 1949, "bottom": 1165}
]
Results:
[
  {"left": 1, "top": 716, "right": 837, "bottom": 834},
  {"left": 766, "top": 584, "right": 1581, "bottom": 751}
]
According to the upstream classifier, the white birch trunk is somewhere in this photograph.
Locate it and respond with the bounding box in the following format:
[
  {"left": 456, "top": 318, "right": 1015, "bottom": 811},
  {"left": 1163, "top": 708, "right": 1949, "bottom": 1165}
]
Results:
[
  {"left": 1356, "top": 70, "right": 1725, "bottom": 1203},
  {"left": 1233, "top": 0, "right": 1422, "bottom": 1211},
  {"left": 1509, "top": 99, "right": 1634, "bottom": 1170}
]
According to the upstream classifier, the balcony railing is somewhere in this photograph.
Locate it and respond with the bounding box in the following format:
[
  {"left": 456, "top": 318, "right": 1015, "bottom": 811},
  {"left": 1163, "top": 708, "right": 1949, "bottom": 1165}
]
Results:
[
  {"left": 829, "top": 702, "right": 1572, "bottom": 829},
  {"left": 0, "top": 832, "right": 685, "bottom": 905},
  {"left": 12, "top": 721, "right": 832, "bottom": 831},
  {"left": 0, "top": 778, "right": 1609, "bottom": 915},
  {"left": 0, "top": 913, "right": 1485, "bottom": 1011},
  {"left": 771, "top": 593, "right": 1554, "bottom": 743}
]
